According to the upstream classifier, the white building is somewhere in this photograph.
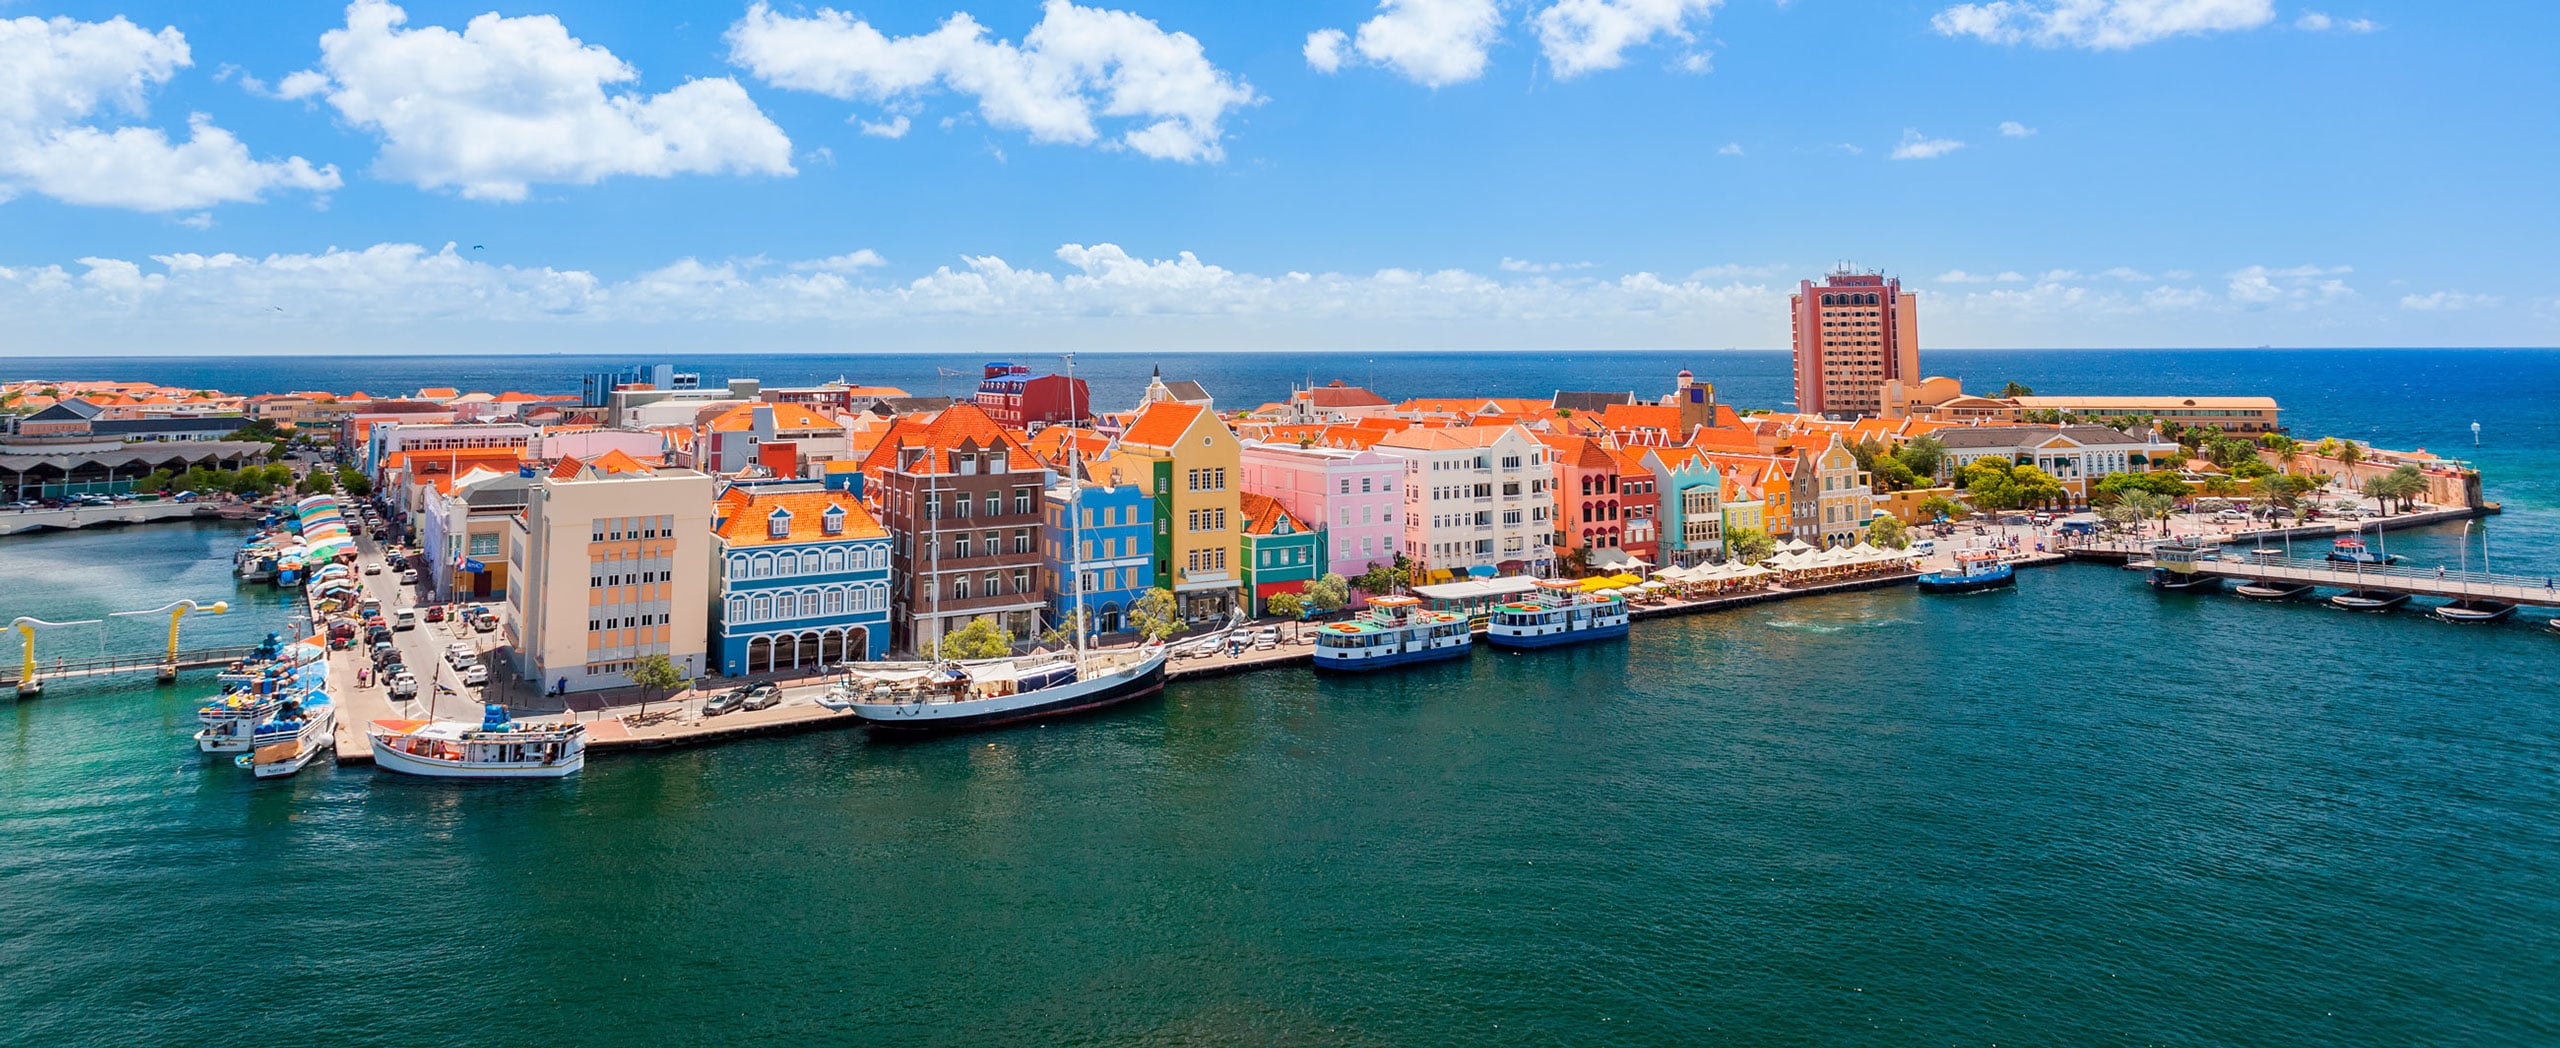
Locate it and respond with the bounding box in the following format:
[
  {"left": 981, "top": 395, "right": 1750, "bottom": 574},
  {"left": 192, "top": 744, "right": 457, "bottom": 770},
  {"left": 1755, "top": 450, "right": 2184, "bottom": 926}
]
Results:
[{"left": 1371, "top": 425, "right": 1553, "bottom": 576}]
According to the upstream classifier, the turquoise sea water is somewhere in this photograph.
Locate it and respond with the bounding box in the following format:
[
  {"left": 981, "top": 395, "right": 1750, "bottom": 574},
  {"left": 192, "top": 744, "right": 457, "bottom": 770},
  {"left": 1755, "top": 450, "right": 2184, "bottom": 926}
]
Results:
[{"left": 4, "top": 350, "right": 2557, "bottom": 1046}]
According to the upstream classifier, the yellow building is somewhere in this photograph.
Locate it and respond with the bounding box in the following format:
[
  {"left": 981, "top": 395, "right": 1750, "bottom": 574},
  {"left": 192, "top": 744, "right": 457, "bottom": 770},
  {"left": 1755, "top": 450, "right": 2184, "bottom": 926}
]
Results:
[{"left": 1111, "top": 401, "right": 1243, "bottom": 622}]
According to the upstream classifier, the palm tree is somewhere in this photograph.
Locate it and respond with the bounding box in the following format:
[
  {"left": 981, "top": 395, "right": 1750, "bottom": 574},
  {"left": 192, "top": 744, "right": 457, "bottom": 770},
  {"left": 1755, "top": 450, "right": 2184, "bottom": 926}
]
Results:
[{"left": 2118, "top": 491, "right": 2175, "bottom": 538}]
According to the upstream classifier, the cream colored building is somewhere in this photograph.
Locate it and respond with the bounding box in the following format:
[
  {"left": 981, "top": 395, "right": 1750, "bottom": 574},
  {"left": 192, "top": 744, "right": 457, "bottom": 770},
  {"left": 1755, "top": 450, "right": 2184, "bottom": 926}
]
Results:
[{"left": 505, "top": 451, "right": 715, "bottom": 693}]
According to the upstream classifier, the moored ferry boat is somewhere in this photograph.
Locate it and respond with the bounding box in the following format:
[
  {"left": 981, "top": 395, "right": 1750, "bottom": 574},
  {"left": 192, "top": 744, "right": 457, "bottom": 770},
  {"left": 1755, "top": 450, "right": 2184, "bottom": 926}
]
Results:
[
  {"left": 844, "top": 644, "right": 1169, "bottom": 732},
  {"left": 1917, "top": 549, "right": 2015, "bottom": 595},
  {"left": 369, "top": 706, "right": 586, "bottom": 778},
  {"left": 1313, "top": 595, "right": 1473, "bottom": 670},
  {"left": 1485, "top": 580, "right": 1629, "bottom": 650},
  {"left": 196, "top": 634, "right": 322, "bottom": 753}
]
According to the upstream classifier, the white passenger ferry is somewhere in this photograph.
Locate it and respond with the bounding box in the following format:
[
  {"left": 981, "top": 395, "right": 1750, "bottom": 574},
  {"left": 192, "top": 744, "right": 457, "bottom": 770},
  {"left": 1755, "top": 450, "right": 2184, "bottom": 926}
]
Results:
[
  {"left": 1484, "top": 580, "right": 1630, "bottom": 650},
  {"left": 1312, "top": 595, "right": 1473, "bottom": 672}
]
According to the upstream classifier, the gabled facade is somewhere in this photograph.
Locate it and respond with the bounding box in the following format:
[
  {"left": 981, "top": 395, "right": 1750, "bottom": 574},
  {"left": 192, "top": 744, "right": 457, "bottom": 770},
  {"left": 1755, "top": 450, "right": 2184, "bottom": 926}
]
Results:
[
  {"left": 1646, "top": 451, "right": 1724, "bottom": 566},
  {"left": 1238, "top": 492, "right": 1319, "bottom": 616},
  {"left": 1109, "top": 401, "right": 1244, "bottom": 622},
  {"left": 1803, "top": 437, "right": 1875, "bottom": 547},
  {"left": 858, "top": 403, "right": 1050, "bottom": 654},
  {"left": 711, "top": 483, "right": 893, "bottom": 674}
]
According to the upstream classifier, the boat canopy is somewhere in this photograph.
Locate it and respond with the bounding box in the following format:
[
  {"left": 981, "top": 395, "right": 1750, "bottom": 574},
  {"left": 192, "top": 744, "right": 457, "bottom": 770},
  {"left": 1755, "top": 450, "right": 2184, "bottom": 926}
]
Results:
[{"left": 1412, "top": 576, "right": 1541, "bottom": 602}]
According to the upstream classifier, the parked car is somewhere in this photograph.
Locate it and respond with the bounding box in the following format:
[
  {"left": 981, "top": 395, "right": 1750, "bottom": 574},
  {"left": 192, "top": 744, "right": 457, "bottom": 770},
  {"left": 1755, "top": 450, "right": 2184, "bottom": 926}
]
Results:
[
  {"left": 460, "top": 664, "right": 488, "bottom": 686},
  {"left": 393, "top": 609, "right": 417, "bottom": 631},
  {"left": 399, "top": 569, "right": 420, "bottom": 585},
  {"left": 423, "top": 606, "right": 445, "bottom": 623},
  {"left": 704, "top": 681, "right": 782, "bottom": 716},
  {"left": 363, "top": 563, "right": 383, "bottom": 575},
  {"left": 1254, "top": 627, "right": 1279, "bottom": 649},
  {"left": 472, "top": 616, "right": 498, "bottom": 634},
  {"left": 387, "top": 673, "right": 418, "bottom": 698},
  {"left": 370, "top": 642, "right": 397, "bottom": 664}
]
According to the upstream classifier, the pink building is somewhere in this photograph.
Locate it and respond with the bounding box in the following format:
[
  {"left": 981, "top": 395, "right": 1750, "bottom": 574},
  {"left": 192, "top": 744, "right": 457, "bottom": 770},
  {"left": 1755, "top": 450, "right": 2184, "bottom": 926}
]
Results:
[{"left": 1239, "top": 440, "right": 1402, "bottom": 580}]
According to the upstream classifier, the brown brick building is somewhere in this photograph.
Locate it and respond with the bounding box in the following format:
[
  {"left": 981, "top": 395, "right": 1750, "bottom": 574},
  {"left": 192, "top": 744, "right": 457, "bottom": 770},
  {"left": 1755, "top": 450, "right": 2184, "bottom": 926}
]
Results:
[{"left": 860, "top": 402, "right": 1049, "bottom": 656}]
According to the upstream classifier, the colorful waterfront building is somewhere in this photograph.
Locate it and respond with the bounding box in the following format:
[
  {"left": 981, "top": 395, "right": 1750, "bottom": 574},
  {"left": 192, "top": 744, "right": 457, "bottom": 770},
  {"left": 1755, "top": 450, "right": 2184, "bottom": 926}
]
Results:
[
  {"left": 1238, "top": 492, "right": 1320, "bottom": 616},
  {"left": 1238, "top": 439, "right": 1401, "bottom": 580},
  {"left": 1373, "top": 424, "right": 1552, "bottom": 578},
  {"left": 1644, "top": 450, "right": 1724, "bottom": 567},
  {"left": 1043, "top": 473, "right": 1154, "bottom": 637},
  {"left": 1541, "top": 433, "right": 1632, "bottom": 569},
  {"left": 1110, "top": 400, "right": 1244, "bottom": 622},
  {"left": 1791, "top": 269, "right": 1921, "bottom": 419},
  {"left": 1611, "top": 445, "right": 1660, "bottom": 565},
  {"left": 974, "top": 362, "right": 1093, "bottom": 430},
  {"left": 1794, "top": 436, "right": 1876, "bottom": 547},
  {"left": 857, "top": 403, "right": 1049, "bottom": 655},
  {"left": 709, "top": 482, "right": 892, "bottom": 675}
]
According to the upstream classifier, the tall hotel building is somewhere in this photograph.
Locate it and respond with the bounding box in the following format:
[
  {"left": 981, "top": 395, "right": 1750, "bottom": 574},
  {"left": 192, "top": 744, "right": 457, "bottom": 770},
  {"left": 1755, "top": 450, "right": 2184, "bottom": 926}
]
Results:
[{"left": 1790, "top": 270, "right": 1920, "bottom": 419}]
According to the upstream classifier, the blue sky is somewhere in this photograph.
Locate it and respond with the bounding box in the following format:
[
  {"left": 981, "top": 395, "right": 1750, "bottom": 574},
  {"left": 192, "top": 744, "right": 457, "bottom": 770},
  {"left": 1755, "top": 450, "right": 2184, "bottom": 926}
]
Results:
[{"left": 1, "top": 0, "right": 2553, "bottom": 355}]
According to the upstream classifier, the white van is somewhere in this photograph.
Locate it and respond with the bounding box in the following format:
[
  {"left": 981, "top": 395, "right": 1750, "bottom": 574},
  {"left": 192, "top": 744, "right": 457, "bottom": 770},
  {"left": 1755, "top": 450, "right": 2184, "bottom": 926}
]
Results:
[
  {"left": 1909, "top": 539, "right": 1938, "bottom": 556},
  {"left": 393, "top": 609, "right": 417, "bottom": 631}
]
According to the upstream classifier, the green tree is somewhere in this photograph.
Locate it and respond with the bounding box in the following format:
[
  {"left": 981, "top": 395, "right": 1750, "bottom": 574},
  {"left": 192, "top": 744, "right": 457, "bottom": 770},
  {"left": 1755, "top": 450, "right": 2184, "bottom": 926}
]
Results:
[
  {"left": 1864, "top": 516, "right": 1911, "bottom": 550},
  {"left": 2008, "top": 465, "right": 2066, "bottom": 509},
  {"left": 1724, "top": 525, "right": 1776, "bottom": 563},
  {"left": 2117, "top": 490, "right": 2176, "bottom": 537},
  {"left": 337, "top": 466, "right": 373, "bottom": 497},
  {"left": 1129, "top": 588, "right": 1181, "bottom": 642},
  {"left": 2380, "top": 464, "right": 2428, "bottom": 511},
  {"left": 1302, "top": 573, "right": 1351, "bottom": 614},
  {"left": 1915, "top": 494, "right": 1967, "bottom": 521},
  {"left": 1893, "top": 435, "right": 1946, "bottom": 481},
  {"left": 941, "top": 615, "right": 1014, "bottom": 660},
  {"left": 1038, "top": 611, "right": 1084, "bottom": 651},
  {"left": 2197, "top": 475, "right": 2243, "bottom": 499},
  {"left": 1352, "top": 553, "right": 1414, "bottom": 596},
  {"left": 1264, "top": 591, "right": 1306, "bottom": 641},
  {"left": 2336, "top": 441, "right": 2364, "bottom": 477},
  {"left": 629, "top": 653, "right": 687, "bottom": 720},
  {"left": 1997, "top": 381, "right": 2035, "bottom": 398},
  {"left": 2254, "top": 473, "right": 2316, "bottom": 515}
]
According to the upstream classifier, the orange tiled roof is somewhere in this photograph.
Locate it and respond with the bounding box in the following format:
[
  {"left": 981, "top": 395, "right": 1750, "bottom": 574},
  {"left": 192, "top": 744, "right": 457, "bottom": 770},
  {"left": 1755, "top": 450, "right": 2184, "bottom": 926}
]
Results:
[
  {"left": 1238, "top": 491, "right": 1306, "bottom": 536},
  {"left": 713, "top": 486, "right": 886, "bottom": 546},
  {"left": 705, "top": 402, "right": 840, "bottom": 432},
  {"left": 416, "top": 387, "right": 459, "bottom": 399},
  {"left": 858, "top": 402, "right": 1035, "bottom": 476},
  {"left": 1117, "top": 401, "right": 1205, "bottom": 449}
]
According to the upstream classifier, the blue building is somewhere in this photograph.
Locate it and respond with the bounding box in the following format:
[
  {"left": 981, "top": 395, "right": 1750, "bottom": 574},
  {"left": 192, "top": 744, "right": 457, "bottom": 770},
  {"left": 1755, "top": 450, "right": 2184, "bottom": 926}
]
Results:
[
  {"left": 710, "top": 482, "right": 892, "bottom": 675},
  {"left": 1042, "top": 477, "right": 1154, "bottom": 637}
]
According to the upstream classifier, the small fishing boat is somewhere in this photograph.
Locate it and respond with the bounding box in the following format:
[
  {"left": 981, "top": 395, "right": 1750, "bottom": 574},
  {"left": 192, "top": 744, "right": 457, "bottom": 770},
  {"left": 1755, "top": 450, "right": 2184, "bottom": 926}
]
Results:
[
  {"left": 236, "top": 696, "right": 335, "bottom": 778},
  {"left": 2432, "top": 599, "right": 2516, "bottom": 624},
  {"left": 1917, "top": 549, "right": 2014, "bottom": 594},
  {"left": 1313, "top": 595, "right": 1474, "bottom": 670},
  {"left": 1484, "top": 580, "right": 1629, "bottom": 650},
  {"left": 2326, "top": 537, "right": 2397, "bottom": 565},
  {"left": 2329, "top": 590, "right": 2410, "bottom": 612},
  {"left": 2233, "top": 581, "right": 2315, "bottom": 601},
  {"left": 368, "top": 706, "right": 586, "bottom": 778}
]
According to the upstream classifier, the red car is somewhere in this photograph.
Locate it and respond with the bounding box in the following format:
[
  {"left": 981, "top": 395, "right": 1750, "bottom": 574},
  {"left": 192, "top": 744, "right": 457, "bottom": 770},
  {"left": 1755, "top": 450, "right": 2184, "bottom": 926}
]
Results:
[{"left": 423, "top": 606, "right": 446, "bottom": 623}]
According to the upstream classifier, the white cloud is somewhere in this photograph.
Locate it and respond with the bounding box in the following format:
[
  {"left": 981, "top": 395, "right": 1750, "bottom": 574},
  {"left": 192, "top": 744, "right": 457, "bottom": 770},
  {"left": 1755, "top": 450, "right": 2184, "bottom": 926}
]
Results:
[
  {"left": 0, "top": 14, "right": 339, "bottom": 211},
  {"left": 2098, "top": 265, "right": 2150, "bottom": 280},
  {"left": 792, "top": 250, "right": 888, "bottom": 273},
  {"left": 1499, "top": 257, "right": 1594, "bottom": 273},
  {"left": 1935, "top": 270, "right": 1996, "bottom": 283},
  {"left": 858, "top": 115, "right": 911, "bottom": 139},
  {"left": 729, "top": 0, "right": 1254, "bottom": 163},
  {"left": 2399, "top": 290, "right": 2497, "bottom": 311},
  {"left": 2225, "top": 263, "right": 2353, "bottom": 305},
  {"left": 0, "top": 240, "right": 1793, "bottom": 349},
  {"left": 1717, "top": 142, "right": 1744, "bottom": 156},
  {"left": 1891, "top": 128, "right": 1965, "bottom": 160},
  {"left": 1998, "top": 120, "right": 2035, "bottom": 137},
  {"left": 1932, "top": 0, "right": 2275, "bottom": 50},
  {"left": 1303, "top": 0, "right": 1505, "bottom": 88},
  {"left": 2039, "top": 268, "right": 2081, "bottom": 281},
  {"left": 1534, "top": 0, "right": 1722, "bottom": 79},
  {"left": 284, "top": 1, "right": 791, "bottom": 202},
  {"left": 1303, "top": 28, "right": 1349, "bottom": 72},
  {"left": 1833, "top": 142, "right": 1864, "bottom": 155},
  {"left": 2296, "top": 12, "right": 2378, "bottom": 33}
]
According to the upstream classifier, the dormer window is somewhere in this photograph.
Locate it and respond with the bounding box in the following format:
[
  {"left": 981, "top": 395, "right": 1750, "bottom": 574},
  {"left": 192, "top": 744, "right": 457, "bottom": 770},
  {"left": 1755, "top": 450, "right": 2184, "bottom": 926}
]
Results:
[
  {"left": 822, "top": 505, "right": 846, "bottom": 536},
  {"left": 767, "top": 508, "right": 791, "bottom": 539}
]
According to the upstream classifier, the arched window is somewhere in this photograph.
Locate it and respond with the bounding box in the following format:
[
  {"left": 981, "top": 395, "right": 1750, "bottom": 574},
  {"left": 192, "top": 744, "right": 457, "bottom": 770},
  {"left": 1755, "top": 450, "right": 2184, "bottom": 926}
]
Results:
[
  {"left": 826, "top": 587, "right": 845, "bottom": 614},
  {"left": 728, "top": 595, "right": 747, "bottom": 622},
  {"left": 827, "top": 548, "right": 848, "bottom": 572},
  {"left": 752, "top": 594, "right": 772, "bottom": 620},
  {"left": 799, "top": 550, "right": 822, "bottom": 573}
]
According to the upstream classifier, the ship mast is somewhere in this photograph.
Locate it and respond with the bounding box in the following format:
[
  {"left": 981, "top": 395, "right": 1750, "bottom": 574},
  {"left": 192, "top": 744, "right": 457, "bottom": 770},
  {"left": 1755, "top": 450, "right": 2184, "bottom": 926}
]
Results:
[{"left": 1064, "top": 352, "right": 1087, "bottom": 667}]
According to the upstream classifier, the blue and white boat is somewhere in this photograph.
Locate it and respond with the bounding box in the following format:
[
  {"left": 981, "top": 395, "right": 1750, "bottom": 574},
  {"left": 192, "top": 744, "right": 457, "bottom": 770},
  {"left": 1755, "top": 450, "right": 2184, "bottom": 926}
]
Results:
[
  {"left": 1916, "top": 549, "right": 2015, "bottom": 595},
  {"left": 2326, "top": 536, "right": 2398, "bottom": 565},
  {"left": 1485, "top": 579, "right": 1629, "bottom": 650},
  {"left": 1313, "top": 595, "right": 1473, "bottom": 671}
]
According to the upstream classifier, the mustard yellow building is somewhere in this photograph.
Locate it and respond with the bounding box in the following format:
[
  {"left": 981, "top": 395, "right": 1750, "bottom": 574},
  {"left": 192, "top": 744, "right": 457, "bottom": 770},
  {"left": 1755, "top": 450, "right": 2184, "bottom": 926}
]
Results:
[{"left": 1112, "top": 401, "right": 1242, "bottom": 622}]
